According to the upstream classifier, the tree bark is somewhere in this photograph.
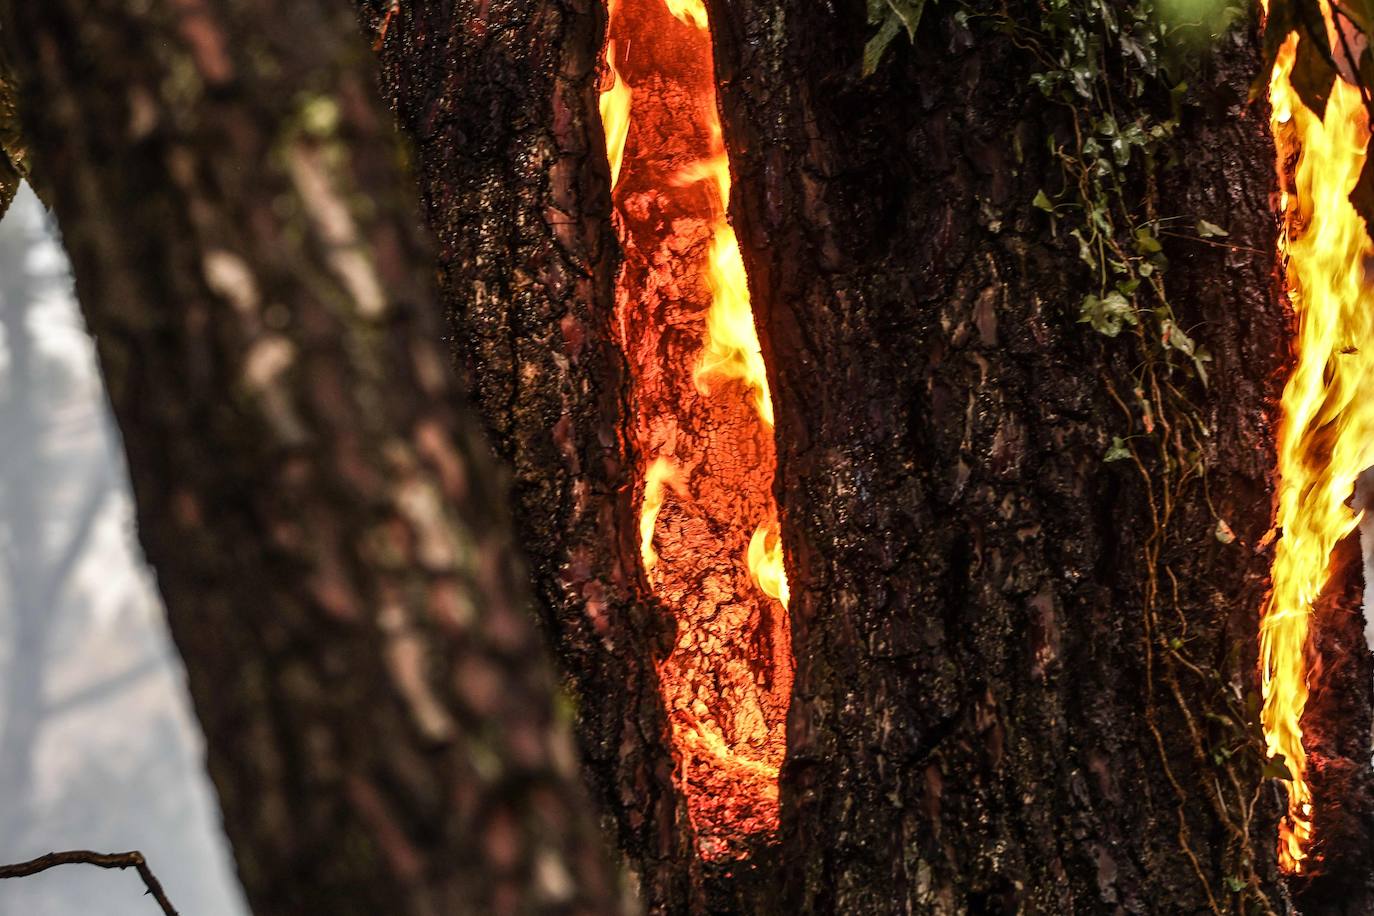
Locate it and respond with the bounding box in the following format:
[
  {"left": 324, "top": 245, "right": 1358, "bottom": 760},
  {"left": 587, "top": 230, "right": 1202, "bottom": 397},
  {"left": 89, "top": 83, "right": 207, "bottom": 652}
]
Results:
[
  {"left": 5, "top": 0, "right": 1369, "bottom": 913},
  {"left": 358, "top": 0, "right": 1374, "bottom": 911},
  {"left": 0, "top": 1, "right": 620, "bottom": 913},
  {"left": 362, "top": 1, "right": 696, "bottom": 908},
  {"left": 705, "top": 2, "right": 1374, "bottom": 913}
]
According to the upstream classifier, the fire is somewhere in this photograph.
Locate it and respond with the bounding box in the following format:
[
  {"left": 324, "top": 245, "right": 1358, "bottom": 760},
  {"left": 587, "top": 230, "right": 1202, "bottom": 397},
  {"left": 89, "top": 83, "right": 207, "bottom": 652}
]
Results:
[
  {"left": 599, "top": 0, "right": 793, "bottom": 859},
  {"left": 640, "top": 456, "right": 680, "bottom": 574},
  {"left": 599, "top": 34, "right": 631, "bottom": 190},
  {"left": 1264, "top": 6, "right": 1374, "bottom": 872},
  {"left": 663, "top": 0, "right": 707, "bottom": 29},
  {"left": 748, "top": 523, "right": 789, "bottom": 605},
  {"left": 676, "top": 143, "right": 776, "bottom": 426}
]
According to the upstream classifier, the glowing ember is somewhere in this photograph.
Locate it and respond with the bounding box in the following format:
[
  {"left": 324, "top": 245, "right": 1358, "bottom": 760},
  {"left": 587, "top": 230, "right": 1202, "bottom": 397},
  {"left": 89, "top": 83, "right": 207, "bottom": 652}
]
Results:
[
  {"left": 599, "top": 0, "right": 793, "bottom": 859},
  {"left": 1264, "top": 3, "right": 1374, "bottom": 873}
]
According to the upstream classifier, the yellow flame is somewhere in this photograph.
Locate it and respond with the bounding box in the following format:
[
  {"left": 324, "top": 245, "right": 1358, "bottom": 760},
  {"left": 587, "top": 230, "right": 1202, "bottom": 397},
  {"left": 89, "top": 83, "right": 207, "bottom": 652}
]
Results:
[
  {"left": 676, "top": 147, "right": 775, "bottom": 426},
  {"left": 600, "top": 39, "right": 632, "bottom": 190},
  {"left": 607, "top": 0, "right": 793, "bottom": 853},
  {"left": 747, "top": 522, "right": 789, "bottom": 606},
  {"left": 640, "top": 457, "right": 681, "bottom": 575},
  {"left": 1265, "top": 14, "right": 1374, "bottom": 872},
  {"left": 664, "top": 0, "right": 707, "bottom": 29}
]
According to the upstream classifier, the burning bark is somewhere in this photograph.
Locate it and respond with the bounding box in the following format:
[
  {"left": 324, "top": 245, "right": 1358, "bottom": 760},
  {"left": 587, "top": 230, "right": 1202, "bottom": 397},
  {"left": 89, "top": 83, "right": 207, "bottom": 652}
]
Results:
[
  {"left": 1263, "top": 1, "right": 1374, "bottom": 882},
  {"left": 1292, "top": 528, "right": 1374, "bottom": 909},
  {"left": 366, "top": 0, "right": 1374, "bottom": 910},
  {"left": 710, "top": 3, "right": 1306, "bottom": 911},
  {"left": 364, "top": 0, "right": 713, "bottom": 904},
  {"left": 602, "top": 0, "right": 793, "bottom": 862}
]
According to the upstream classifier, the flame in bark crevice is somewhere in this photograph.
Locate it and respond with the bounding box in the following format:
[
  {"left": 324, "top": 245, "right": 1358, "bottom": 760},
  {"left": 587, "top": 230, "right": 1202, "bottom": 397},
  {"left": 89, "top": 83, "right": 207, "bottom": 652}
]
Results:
[
  {"left": 1264, "top": 3, "right": 1374, "bottom": 873},
  {"left": 599, "top": 0, "right": 793, "bottom": 860}
]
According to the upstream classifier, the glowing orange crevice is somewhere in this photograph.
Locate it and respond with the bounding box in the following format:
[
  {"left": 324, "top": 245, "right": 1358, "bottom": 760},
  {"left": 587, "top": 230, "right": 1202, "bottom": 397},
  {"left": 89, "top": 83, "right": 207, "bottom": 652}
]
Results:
[
  {"left": 599, "top": 0, "right": 793, "bottom": 860},
  {"left": 1264, "top": 2, "right": 1374, "bottom": 872}
]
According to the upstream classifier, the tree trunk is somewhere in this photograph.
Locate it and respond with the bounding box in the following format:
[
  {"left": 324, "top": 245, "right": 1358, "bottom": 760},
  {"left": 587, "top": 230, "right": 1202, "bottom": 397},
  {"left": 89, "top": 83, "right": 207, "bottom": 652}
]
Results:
[
  {"left": 0, "top": 1, "right": 620, "bottom": 913},
  {"left": 362, "top": 1, "right": 697, "bottom": 908},
  {"left": 708, "top": 3, "right": 1372, "bottom": 913},
  {"left": 370, "top": 0, "right": 1374, "bottom": 912},
  {"left": 5, "top": 0, "right": 1371, "bottom": 913}
]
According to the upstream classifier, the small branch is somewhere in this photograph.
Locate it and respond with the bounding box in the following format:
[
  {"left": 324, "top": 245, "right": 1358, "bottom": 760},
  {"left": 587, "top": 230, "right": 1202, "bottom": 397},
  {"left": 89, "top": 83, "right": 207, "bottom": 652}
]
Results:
[{"left": 0, "top": 850, "right": 178, "bottom": 915}]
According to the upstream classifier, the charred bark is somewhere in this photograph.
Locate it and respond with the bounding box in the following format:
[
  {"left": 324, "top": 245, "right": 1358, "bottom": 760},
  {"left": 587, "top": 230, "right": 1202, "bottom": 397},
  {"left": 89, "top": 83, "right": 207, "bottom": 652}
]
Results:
[
  {"left": 1295, "top": 531, "right": 1374, "bottom": 912},
  {"left": 705, "top": 1, "right": 1364, "bottom": 911},
  {"left": 11, "top": 0, "right": 1360, "bottom": 912},
  {"left": 362, "top": 1, "right": 697, "bottom": 907},
  {"left": 359, "top": 0, "right": 1374, "bottom": 911},
  {"left": 0, "top": 1, "right": 620, "bottom": 913}
]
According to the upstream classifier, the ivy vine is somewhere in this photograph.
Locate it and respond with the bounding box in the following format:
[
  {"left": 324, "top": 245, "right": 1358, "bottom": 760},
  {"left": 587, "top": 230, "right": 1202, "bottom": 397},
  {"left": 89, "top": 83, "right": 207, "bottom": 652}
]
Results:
[
  {"left": 860, "top": 0, "right": 1356, "bottom": 910},
  {"left": 1004, "top": 6, "right": 1276, "bottom": 909}
]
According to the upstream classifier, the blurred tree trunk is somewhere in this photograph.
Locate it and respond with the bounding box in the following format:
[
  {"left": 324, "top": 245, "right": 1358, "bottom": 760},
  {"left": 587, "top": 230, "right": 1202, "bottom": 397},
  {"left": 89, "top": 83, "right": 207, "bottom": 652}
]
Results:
[{"left": 0, "top": 1, "right": 619, "bottom": 914}]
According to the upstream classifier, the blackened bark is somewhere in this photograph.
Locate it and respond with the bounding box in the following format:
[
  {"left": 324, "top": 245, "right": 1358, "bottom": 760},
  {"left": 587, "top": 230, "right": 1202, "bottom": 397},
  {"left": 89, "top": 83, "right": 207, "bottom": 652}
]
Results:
[
  {"left": 362, "top": 1, "right": 695, "bottom": 907},
  {"left": 1296, "top": 531, "right": 1374, "bottom": 912},
  {"left": 705, "top": 1, "right": 1362, "bottom": 911},
  {"left": 0, "top": 1, "right": 620, "bottom": 913}
]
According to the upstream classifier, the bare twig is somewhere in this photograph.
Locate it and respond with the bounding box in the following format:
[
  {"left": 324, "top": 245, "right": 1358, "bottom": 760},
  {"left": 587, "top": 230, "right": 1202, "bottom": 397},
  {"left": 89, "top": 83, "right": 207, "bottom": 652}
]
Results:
[{"left": 0, "top": 850, "right": 178, "bottom": 915}]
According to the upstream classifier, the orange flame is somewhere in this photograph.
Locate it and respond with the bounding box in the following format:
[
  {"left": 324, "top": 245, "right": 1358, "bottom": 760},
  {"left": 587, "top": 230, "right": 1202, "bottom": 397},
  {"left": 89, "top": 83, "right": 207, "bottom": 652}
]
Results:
[
  {"left": 600, "top": 38, "right": 632, "bottom": 190},
  {"left": 599, "top": 0, "right": 792, "bottom": 858},
  {"left": 640, "top": 456, "right": 681, "bottom": 575},
  {"left": 1265, "top": 6, "right": 1374, "bottom": 872},
  {"left": 676, "top": 145, "right": 777, "bottom": 427},
  {"left": 663, "top": 0, "right": 707, "bottom": 29},
  {"left": 748, "top": 522, "right": 789, "bottom": 606}
]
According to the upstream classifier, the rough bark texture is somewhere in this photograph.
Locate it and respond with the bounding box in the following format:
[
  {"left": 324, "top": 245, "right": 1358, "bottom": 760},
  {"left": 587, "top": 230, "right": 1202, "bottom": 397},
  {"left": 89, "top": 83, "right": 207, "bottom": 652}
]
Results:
[
  {"left": 0, "top": 1, "right": 620, "bottom": 913},
  {"left": 6, "top": 0, "right": 1363, "bottom": 912},
  {"left": 705, "top": 2, "right": 1369, "bottom": 911},
  {"left": 362, "top": 1, "right": 697, "bottom": 908},
  {"left": 1297, "top": 531, "right": 1374, "bottom": 912}
]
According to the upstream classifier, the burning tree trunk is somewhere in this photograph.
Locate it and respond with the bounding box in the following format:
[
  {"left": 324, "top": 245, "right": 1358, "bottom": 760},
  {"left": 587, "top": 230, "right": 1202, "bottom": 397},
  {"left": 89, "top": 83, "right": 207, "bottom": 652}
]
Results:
[
  {"left": 360, "top": 0, "right": 700, "bottom": 906},
  {"left": 0, "top": 1, "right": 620, "bottom": 913},
  {"left": 706, "top": 6, "right": 1294, "bottom": 911},
  {"left": 3, "top": 0, "right": 1372, "bottom": 912},
  {"left": 372, "top": 0, "right": 1374, "bottom": 912}
]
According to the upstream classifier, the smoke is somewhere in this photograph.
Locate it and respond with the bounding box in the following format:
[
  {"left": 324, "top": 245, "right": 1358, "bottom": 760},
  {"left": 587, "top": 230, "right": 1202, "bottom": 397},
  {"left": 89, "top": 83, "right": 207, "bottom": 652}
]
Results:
[{"left": 0, "top": 185, "right": 247, "bottom": 916}]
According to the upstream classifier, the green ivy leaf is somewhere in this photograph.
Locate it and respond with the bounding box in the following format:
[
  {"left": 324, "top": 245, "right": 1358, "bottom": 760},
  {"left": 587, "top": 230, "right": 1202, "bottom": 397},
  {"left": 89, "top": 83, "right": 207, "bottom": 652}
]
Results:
[
  {"left": 885, "top": 0, "right": 927, "bottom": 40},
  {"left": 1080, "top": 291, "right": 1138, "bottom": 337},
  {"left": 862, "top": 0, "right": 927, "bottom": 75},
  {"left": 862, "top": 14, "right": 903, "bottom": 77},
  {"left": 1070, "top": 229, "right": 1098, "bottom": 270},
  {"left": 1160, "top": 318, "right": 1195, "bottom": 356},
  {"left": 1032, "top": 189, "right": 1054, "bottom": 211},
  {"left": 1196, "top": 218, "right": 1228, "bottom": 238},
  {"left": 1262, "top": 754, "right": 1294, "bottom": 781},
  {"left": 1104, "top": 436, "right": 1132, "bottom": 462}
]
